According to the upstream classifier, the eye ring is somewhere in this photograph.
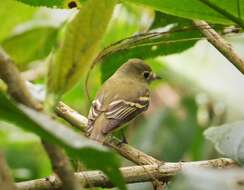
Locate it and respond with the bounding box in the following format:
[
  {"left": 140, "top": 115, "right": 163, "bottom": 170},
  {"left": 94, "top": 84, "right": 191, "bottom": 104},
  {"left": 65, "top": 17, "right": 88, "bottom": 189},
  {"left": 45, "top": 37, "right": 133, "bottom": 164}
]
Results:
[{"left": 143, "top": 71, "right": 150, "bottom": 79}]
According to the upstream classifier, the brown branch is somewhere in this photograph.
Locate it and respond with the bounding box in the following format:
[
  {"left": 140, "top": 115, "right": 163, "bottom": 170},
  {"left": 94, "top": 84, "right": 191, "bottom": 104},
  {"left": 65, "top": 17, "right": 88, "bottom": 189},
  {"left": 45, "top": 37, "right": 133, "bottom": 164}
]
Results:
[
  {"left": 0, "top": 47, "right": 42, "bottom": 110},
  {"left": 56, "top": 102, "right": 164, "bottom": 189},
  {"left": 16, "top": 158, "right": 236, "bottom": 190},
  {"left": 56, "top": 102, "right": 161, "bottom": 165},
  {"left": 0, "top": 152, "right": 17, "bottom": 190},
  {"left": 0, "top": 47, "right": 82, "bottom": 190},
  {"left": 193, "top": 20, "right": 244, "bottom": 74}
]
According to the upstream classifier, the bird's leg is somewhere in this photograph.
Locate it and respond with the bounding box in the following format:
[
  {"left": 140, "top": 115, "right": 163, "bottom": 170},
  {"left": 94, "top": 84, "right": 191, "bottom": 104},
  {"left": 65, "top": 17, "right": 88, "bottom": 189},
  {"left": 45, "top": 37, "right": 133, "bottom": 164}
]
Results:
[{"left": 120, "top": 129, "right": 128, "bottom": 144}]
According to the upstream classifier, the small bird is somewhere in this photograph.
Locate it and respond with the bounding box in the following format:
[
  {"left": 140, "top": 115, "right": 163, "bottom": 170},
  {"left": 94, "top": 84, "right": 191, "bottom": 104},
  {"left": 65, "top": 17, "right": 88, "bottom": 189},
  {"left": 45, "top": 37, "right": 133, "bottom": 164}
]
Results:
[{"left": 87, "top": 58, "right": 160, "bottom": 143}]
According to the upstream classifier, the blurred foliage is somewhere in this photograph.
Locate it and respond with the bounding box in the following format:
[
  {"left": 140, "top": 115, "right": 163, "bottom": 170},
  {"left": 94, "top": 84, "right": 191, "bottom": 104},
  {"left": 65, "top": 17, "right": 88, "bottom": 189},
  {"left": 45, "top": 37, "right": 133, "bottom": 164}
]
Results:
[
  {"left": 2, "top": 26, "right": 58, "bottom": 70},
  {"left": 0, "top": 92, "right": 125, "bottom": 190},
  {"left": 131, "top": 95, "right": 206, "bottom": 162},
  {"left": 0, "top": 123, "right": 51, "bottom": 181},
  {"left": 47, "top": 0, "right": 116, "bottom": 101},
  {"left": 205, "top": 122, "right": 244, "bottom": 165},
  {"left": 168, "top": 168, "right": 244, "bottom": 190},
  {"left": 0, "top": 0, "right": 36, "bottom": 42},
  {"left": 0, "top": 0, "right": 244, "bottom": 189}
]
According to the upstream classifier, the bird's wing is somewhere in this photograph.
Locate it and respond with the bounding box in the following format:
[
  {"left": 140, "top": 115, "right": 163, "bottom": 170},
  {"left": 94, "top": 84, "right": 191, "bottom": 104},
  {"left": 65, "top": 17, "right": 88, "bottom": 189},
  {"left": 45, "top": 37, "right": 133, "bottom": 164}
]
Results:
[
  {"left": 101, "top": 94, "right": 150, "bottom": 134},
  {"left": 87, "top": 98, "right": 103, "bottom": 135}
]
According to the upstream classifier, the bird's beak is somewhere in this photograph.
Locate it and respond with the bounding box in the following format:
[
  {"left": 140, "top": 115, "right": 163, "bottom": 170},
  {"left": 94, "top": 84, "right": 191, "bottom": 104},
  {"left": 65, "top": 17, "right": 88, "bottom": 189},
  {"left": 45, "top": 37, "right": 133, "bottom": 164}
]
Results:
[{"left": 151, "top": 73, "right": 162, "bottom": 81}]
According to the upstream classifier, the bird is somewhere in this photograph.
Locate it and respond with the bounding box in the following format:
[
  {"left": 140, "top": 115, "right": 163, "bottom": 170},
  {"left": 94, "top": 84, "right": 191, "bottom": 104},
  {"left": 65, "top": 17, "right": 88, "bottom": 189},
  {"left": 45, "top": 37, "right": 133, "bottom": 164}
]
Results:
[{"left": 86, "top": 58, "right": 160, "bottom": 143}]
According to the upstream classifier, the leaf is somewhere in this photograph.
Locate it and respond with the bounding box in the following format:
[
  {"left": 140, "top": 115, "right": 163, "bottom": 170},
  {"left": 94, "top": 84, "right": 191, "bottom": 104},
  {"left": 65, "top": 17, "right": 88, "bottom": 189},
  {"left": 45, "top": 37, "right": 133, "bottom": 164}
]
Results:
[
  {"left": 0, "top": 92, "right": 126, "bottom": 190},
  {"left": 16, "top": 0, "right": 84, "bottom": 8},
  {"left": 204, "top": 121, "right": 244, "bottom": 165},
  {"left": 47, "top": 0, "right": 117, "bottom": 99},
  {"left": 2, "top": 26, "right": 58, "bottom": 70},
  {"left": 100, "top": 12, "right": 201, "bottom": 81},
  {"left": 169, "top": 168, "right": 244, "bottom": 190},
  {"left": 0, "top": 0, "right": 36, "bottom": 42},
  {"left": 102, "top": 3, "right": 154, "bottom": 47},
  {"left": 127, "top": 0, "right": 244, "bottom": 24}
]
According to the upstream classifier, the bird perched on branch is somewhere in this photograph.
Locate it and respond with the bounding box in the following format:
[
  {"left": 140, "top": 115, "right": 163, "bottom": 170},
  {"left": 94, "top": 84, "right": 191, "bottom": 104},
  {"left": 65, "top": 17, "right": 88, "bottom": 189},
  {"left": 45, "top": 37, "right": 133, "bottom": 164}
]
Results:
[{"left": 87, "top": 58, "right": 160, "bottom": 143}]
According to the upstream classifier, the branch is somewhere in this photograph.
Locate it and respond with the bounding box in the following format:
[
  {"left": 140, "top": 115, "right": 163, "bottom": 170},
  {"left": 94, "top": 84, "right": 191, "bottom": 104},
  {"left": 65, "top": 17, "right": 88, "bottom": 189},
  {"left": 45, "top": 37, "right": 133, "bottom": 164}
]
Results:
[
  {"left": 0, "top": 47, "right": 42, "bottom": 110},
  {"left": 16, "top": 158, "right": 236, "bottom": 190},
  {"left": 0, "top": 47, "right": 82, "bottom": 190},
  {"left": 0, "top": 152, "right": 17, "bottom": 190},
  {"left": 199, "top": 0, "right": 244, "bottom": 29},
  {"left": 56, "top": 102, "right": 164, "bottom": 189},
  {"left": 41, "top": 142, "right": 82, "bottom": 190},
  {"left": 193, "top": 20, "right": 244, "bottom": 74},
  {"left": 56, "top": 102, "right": 161, "bottom": 165}
]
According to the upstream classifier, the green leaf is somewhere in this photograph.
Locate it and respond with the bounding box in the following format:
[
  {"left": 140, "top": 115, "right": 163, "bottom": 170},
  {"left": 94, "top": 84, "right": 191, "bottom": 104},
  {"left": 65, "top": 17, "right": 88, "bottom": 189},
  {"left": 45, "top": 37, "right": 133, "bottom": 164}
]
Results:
[
  {"left": 204, "top": 121, "right": 244, "bottom": 165},
  {"left": 2, "top": 26, "right": 58, "bottom": 70},
  {"left": 127, "top": 0, "right": 244, "bottom": 24},
  {"left": 16, "top": 0, "right": 85, "bottom": 8},
  {"left": 102, "top": 3, "right": 154, "bottom": 47},
  {"left": 0, "top": 0, "right": 36, "bottom": 42},
  {"left": 47, "top": 0, "right": 117, "bottom": 99},
  {"left": 100, "top": 12, "right": 201, "bottom": 81},
  {"left": 169, "top": 168, "right": 244, "bottom": 190},
  {"left": 0, "top": 92, "right": 126, "bottom": 190}
]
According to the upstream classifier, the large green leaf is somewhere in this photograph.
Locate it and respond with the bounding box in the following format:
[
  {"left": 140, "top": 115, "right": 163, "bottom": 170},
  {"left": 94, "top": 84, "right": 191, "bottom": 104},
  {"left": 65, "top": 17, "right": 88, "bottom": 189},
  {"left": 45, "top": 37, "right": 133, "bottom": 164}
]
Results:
[
  {"left": 0, "top": 92, "right": 126, "bottom": 190},
  {"left": 169, "top": 168, "right": 244, "bottom": 190},
  {"left": 100, "top": 13, "right": 201, "bottom": 81},
  {"left": 0, "top": 0, "right": 36, "bottom": 42},
  {"left": 47, "top": 0, "right": 117, "bottom": 99},
  {"left": 2, "top": 26, "right": 58, "bottom": 70},
  {"left": 204, "top": 121, "right": 244, "bottom": 165},
  {"left": 127, "top": 0, "right": 244, "bottom": 24},
  {"left": 16, "top": 0, "right": 85, "bottom": 8}
]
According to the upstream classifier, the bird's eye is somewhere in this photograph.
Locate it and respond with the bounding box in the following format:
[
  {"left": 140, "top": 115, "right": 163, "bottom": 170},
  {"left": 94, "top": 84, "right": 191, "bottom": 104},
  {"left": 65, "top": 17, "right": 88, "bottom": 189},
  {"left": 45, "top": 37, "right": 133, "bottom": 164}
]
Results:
[{"left": 143, "top": 71, "right": 150, "bottom": 79}]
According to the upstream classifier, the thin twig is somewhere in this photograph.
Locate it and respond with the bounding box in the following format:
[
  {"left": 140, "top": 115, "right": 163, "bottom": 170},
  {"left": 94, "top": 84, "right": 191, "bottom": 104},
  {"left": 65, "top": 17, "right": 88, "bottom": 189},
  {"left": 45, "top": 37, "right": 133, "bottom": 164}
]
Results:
[
  {"left": 0, "top": 152, "right": 17, "bottom": 190},
  {"left": 0, "top": 47, "right": 82, "bottom": 190},
  {"left": 193, "top": 20, "right": 244, "bottom": 74},
  {"left": 16, "top": 158, "right": 236, "bottom": 190}
]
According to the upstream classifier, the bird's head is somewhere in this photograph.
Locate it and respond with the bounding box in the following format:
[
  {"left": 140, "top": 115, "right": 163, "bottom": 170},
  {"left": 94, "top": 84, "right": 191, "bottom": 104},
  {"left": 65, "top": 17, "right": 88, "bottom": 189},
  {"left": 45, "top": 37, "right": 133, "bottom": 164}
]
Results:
[{"left": 117, "top": 58, "right": 161, "bottom": 83}]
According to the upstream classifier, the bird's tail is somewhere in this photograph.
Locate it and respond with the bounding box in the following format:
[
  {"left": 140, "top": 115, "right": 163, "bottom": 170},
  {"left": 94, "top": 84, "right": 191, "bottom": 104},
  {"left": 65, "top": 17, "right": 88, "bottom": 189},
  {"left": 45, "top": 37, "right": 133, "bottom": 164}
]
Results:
[{"left": 88, "top": 114, "right": 108, "bottom": 143}]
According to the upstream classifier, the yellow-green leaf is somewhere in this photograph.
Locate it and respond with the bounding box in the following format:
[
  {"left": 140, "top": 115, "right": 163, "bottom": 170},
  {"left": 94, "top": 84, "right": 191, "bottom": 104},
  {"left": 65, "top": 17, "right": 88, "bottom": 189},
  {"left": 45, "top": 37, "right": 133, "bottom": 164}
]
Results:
[{"left": 47, "top": 0, "right": 117, "bottom": 100}]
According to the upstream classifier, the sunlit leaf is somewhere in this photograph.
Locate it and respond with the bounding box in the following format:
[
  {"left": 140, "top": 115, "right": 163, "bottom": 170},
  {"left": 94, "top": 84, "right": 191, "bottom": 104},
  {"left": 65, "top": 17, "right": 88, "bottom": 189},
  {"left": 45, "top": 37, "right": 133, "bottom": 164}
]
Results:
[
  {"left": 204, "top": 121, "right": 244, "bottom": 165},
  {"left": 47, "top": 0, "right": 117, "bottom": 100},
  {"left": 0, "top": 92, "right": 126, "bottom": 190},
  {"left": 127, "top": 0, "right": 244, "bottom": 24},
  {"left": 2, "top": 26, "right": 58, "bottom": 70},
  {"left": 0, "top": 0, "right": 36, "bottom": 42}
]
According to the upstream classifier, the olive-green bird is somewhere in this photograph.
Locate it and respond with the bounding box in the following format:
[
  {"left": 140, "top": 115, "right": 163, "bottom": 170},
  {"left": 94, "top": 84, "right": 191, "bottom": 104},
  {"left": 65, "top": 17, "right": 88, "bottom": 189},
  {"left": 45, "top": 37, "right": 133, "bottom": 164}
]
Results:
[{"left": 87, "top": 58, "right": 160, "bottom": 143}]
